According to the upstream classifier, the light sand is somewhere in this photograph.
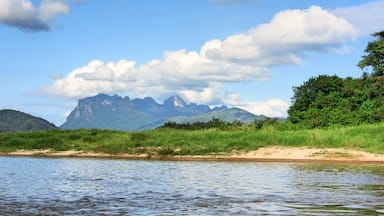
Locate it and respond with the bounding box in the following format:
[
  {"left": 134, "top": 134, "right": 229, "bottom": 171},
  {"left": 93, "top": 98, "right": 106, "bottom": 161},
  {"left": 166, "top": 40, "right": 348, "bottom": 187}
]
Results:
[
  {"left": 230, "top": 146, "right": 384, "bottom": 163},
  {"left": 1, "top": 146, "right": 383, "bottom": 163}
]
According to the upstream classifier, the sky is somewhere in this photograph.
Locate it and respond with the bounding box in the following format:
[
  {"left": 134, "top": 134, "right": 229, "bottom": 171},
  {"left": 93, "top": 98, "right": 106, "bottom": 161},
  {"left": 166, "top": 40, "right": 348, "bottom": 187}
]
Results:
[{"left": 1, "top": 0, "right": 384, "bottom": 126}]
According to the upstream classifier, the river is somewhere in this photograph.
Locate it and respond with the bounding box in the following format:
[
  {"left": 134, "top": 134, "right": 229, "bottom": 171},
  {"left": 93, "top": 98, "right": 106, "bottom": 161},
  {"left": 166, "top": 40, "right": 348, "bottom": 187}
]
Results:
[{"left": 0, "top": 156, "right": 383, "bottom": 215}]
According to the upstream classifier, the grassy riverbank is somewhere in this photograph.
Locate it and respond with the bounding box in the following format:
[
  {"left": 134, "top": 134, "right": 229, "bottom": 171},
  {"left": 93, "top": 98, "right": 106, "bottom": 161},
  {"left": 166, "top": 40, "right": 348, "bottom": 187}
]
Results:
[{"left": 0, "top": 123, "right": 383, "bottom": 157}]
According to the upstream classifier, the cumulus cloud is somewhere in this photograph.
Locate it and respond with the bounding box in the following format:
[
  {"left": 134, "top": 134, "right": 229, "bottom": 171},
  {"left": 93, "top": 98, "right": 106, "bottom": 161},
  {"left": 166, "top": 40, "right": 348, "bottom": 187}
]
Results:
[
  {"left": 205, "top": 5, "right": 357, "bottom": 66},
  {"left": 333, "top": 1, "right": 384, "bottom": 35},
  {"left": 223, "top": 92, "right": 290, "bottom": 117},
  {"left": 40, "top": 0, "right": 69, "bottom": 22},
  {"left": 0, "top": 0, "right": 69, "bottom": 31},
  {"left": 43, "top": 5, "right": 358, "bottom": 117},
  {"left": 76, "top": 65, "right": 116, "bottom": 81}
]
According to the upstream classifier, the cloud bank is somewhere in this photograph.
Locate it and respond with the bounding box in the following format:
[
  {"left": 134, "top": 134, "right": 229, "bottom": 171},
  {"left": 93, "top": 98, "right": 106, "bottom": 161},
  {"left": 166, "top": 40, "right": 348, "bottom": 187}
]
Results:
[
  {"left": 332, "top": 1, "right": 384, "bottom": 35},
  {"left": 0, "top": 0, "right": 69, "bottom": 31},
  {"left": 44, "top": 5, "right": 360, "bottom": 117},
  {"left": 223, "top": 92, "right": 290, "bottom": 117}
]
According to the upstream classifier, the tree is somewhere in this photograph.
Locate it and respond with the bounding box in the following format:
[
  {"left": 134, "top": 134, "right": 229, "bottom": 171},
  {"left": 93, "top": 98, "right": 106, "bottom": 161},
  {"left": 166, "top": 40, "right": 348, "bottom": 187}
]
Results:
[
  {"left": 288, "top": 75, "right": 345, "bottom": 127},
  {"left": 289, "top": 75, "right": 343, "bottom": 111},
  {"left": 358, "top": 31, "right": 384, "bottom": 77},
  {"left": 288, "top": 31, "right": 384, "bottom": 128}
]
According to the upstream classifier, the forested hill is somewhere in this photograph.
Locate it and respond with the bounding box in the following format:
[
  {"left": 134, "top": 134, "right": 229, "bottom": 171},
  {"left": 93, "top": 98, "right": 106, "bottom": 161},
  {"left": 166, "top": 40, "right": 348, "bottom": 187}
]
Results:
[
  {"left": 287, "top": 31, "right": 384, "bottom": 128},
  {"left": 0, "top": 109, "right": 57, "bottom": 132}
]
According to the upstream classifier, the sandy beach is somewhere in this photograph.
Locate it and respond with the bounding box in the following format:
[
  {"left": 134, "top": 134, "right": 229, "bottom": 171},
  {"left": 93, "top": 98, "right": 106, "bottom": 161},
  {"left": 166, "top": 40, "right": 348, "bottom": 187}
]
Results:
[{"left": 1, "top": 146, "right": 383, "bottom": 163}]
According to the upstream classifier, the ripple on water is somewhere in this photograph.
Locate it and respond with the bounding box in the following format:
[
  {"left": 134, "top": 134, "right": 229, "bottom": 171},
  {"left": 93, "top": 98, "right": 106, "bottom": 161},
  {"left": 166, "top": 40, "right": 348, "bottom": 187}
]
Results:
[{"left": 0, "top": 157, "right": 383, "bottom": 215}]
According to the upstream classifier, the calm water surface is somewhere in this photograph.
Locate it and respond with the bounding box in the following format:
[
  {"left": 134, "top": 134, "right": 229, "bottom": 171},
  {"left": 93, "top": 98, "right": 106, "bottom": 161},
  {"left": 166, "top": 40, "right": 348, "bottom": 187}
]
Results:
[{"left": 0, "top": 156, "right": 383, "bottom": 215}]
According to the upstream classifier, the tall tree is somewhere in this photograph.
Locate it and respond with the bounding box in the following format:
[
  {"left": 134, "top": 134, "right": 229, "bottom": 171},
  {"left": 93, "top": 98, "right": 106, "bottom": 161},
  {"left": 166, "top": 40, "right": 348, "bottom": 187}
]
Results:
[
  {"left": 358, "top": 31, "right": 384, "bottom": 77},
  {"left": 288, "top": 75, "right": 345, "bottom": 127}
]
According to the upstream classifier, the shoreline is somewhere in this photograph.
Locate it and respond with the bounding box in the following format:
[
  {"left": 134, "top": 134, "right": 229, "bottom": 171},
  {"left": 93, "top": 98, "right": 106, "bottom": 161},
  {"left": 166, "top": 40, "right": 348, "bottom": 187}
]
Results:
[{"left": 1, "top": 146, "right": 383, "bottom": 164}]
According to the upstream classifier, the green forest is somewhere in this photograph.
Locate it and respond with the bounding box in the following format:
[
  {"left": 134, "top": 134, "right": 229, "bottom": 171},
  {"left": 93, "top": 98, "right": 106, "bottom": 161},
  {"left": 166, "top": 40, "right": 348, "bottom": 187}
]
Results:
[{"left": 288, "top": 31, "right": 384, "bottom": 128}]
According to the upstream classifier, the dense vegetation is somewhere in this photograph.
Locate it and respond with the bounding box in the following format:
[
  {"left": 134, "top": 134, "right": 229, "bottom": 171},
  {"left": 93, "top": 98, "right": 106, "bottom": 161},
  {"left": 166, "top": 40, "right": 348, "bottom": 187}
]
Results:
[
  {"left": 288, "top": 31, "right": 384, "bottom": 128},
  {"left": 288, "top": 75, "right": 384, "bottom": 128},
  {"left": 0, "top": 109, "right": 57, "bottom": 133},
  {"left": 160, "top": 117, "right": 243, "bottom": 130},
  {"left": 0, "top": 123, "right": 383, "bottom": 155}
]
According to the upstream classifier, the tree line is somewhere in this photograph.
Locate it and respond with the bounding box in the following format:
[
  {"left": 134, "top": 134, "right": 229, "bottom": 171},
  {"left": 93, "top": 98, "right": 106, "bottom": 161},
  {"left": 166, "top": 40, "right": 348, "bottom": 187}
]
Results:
[
  {"left": 288, "top": 31, "right": 384, "bottom": 128},
  {"left": 160, "top": 117, "right": 243, "bottom": 130}
]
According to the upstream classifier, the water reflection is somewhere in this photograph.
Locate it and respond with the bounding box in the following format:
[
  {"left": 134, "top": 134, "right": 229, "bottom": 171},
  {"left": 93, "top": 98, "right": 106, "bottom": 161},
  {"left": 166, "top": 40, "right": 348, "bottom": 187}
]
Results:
[{"left": 0, "top": 157, "right": 383, "bottom": 215}]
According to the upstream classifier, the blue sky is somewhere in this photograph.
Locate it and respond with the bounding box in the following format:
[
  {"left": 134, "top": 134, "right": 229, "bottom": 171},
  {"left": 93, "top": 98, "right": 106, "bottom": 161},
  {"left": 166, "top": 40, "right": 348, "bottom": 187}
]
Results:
[{"left": 1, "top": 0, "right": 384, "bottom": 125}]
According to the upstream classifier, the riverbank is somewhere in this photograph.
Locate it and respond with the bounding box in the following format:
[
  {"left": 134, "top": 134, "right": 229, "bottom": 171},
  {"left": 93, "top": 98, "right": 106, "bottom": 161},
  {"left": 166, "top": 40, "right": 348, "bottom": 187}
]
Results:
[
  {"left": 1, "top": 146, "right": 383, "bottom": 163},
  {"left": 1, "top": 124, "right": 384, "bottom": 162}
]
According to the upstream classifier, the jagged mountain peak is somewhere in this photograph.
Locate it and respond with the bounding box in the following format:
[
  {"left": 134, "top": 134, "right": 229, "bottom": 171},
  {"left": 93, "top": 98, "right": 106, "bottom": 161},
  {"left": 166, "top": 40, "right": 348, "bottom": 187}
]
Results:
[
  {"left": 91, "top": 93, "right": 120, "bottom": 100},
  {"left": 80, "top": 93, "right": 122, "bottom": 104},
  {"left": 164, "top": 95, "right": 187, "bottom": 108},
  {"left": 61, "top": 93, "right": 259, "bottom": 131},
  {"left": 212, "top": 105, "right": 228, "bottom": 112}
]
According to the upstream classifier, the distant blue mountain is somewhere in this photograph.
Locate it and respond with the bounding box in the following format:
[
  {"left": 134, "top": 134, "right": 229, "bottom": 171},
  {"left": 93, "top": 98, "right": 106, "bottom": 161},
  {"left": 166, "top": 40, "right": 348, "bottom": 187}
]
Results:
[{"left": 61, "top": 93, "right": 264, "bottom": 131}]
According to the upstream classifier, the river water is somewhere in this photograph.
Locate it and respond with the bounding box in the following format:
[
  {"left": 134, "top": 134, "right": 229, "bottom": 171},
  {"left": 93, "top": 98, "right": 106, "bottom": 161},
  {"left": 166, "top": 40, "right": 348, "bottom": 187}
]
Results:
[{"left": 0, "top": 156, "right": 383, "bottom": 215}]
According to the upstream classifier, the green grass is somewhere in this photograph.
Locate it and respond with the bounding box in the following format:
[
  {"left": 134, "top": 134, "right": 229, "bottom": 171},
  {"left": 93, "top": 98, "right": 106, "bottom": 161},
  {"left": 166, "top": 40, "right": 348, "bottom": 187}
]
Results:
[{"left": 0, "top": 123, "right": 383, "bottom": 156}]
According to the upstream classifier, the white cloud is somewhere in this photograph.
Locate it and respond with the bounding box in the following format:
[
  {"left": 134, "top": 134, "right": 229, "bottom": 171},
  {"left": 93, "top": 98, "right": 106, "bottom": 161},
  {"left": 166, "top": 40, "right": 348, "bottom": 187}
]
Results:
[
  {"left": 204, "top": 6, "right": 357, "bottom": 66},
  {"left": 333, "top": 1, "right": 384, "bottom": 35},
  {"left": 0, "top": 0, "right": 69, "bottom": 31},
  {"left": 223, "top": 92, "right": 290, "bottom": 117},
  {"left": 179, "top": 83, "right": 224, "bottom": 105},
  {"left": 39, "top": 0, "right": 69, "bottom": 22},
  {"left": 76, "top": 65, "right": 115, "bottom": 81},
  {"left": 43, "top": 5, "right": 358, "bottom": 117}
]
